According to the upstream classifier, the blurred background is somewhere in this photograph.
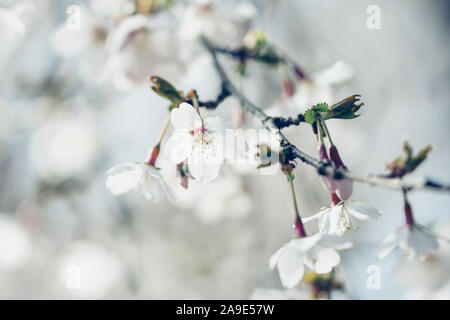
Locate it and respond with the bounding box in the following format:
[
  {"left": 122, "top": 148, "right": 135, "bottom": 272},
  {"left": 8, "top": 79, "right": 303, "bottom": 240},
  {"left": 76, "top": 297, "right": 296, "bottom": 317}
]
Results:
[{"left": 0, "top": 0, "right": 449, "bottom": 299}]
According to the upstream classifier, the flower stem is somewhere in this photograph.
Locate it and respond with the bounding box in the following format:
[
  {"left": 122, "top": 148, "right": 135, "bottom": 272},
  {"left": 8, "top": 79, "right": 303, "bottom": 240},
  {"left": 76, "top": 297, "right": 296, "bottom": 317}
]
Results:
[
  {"left": 288, "top": 176, "right": 307, "bottom": 237},
  {"left": 148, "top": 116, "right": 171, "bottom": 166},
  {"left": 316, "top": 117, "right": 325, "bottom": 146},
  {"left": 402, "top": 189, "right": 415, "bottom": 226},
  {"left": 318, "top": 115, "right": 334, "bottom": 147}
]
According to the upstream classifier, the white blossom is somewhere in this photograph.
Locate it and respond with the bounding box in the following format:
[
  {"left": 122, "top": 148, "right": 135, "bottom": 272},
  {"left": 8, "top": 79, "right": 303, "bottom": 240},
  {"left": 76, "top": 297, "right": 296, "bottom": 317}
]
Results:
[
  {"left": 167, "top": 103, "right": 223, "bottom": 182},
  {"left": 0, "top": 214, "right": 31, "bottom": 271},
  {"left": 29, "top": 111, "right": 99, "bottom": 181},
  {"left": 106, "top": 162, "right": 178, "bottom": 203},
  {"left": 56, "top": 241, "right": 122, "bottom": 298},
  {"left": 293, "top": 61, "right": 354, "bottom": 111},
  {"left": 377, "top": 224, "right": 439, "bottom": 261},
  {"left": 303, "top": 201, "right": 382, "bottom": 236},
  {"left": 270, "top": 233, "right": 352, "bottom": 288},
  {"left": 104, "top": 14, "right": 178, "bottom": 90}
]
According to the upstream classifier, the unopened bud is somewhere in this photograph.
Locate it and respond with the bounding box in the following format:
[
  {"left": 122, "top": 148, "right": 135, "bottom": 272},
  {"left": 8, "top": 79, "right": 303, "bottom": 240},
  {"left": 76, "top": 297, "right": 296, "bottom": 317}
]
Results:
[
  {"left": 329, "top": 145, "right": 353, "bottom": 200},
  {"left": 318, "top": 143, "right": 336, "bottom": 193},
  {"left": 335, "top": 179, "right": 353, "bottom": 201}
]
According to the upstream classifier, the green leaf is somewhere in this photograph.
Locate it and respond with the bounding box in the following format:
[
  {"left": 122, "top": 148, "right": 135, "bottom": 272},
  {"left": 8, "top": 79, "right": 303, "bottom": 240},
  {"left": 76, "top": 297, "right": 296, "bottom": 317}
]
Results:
[
  {"left": 304, "top": 109, "right": 316, "bottom": 124},
  {"left": 313, "top": 103, "right": 329, "bottom": 112}
]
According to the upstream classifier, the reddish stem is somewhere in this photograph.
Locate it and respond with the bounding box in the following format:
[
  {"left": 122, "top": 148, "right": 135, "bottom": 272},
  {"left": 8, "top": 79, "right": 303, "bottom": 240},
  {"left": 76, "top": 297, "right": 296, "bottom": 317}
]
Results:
[{"left": 147, "top": 144, "right": 160, "bottom": 167}]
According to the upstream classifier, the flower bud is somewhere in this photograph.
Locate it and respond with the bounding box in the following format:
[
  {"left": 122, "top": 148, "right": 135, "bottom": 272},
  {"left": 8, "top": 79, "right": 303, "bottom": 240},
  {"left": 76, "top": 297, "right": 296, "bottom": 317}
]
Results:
[
  {"left": 328, "top": 145, "right": 345, "bottom": 169},
  {"left": 318, "top": 143, "right": 336, "bottom": 192},
  {"left": 335, "top": 179, "right": 353, "bottom": 201},
  {"left": 329, "top": 145, "right": 353, "bottom": 200}
]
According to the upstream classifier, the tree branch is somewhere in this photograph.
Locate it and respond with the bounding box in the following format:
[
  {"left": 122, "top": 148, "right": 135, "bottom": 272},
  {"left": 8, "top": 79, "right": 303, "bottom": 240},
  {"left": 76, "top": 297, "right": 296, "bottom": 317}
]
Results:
[{"left": 201, "top": 36, "right": 450, "bottom": 193}]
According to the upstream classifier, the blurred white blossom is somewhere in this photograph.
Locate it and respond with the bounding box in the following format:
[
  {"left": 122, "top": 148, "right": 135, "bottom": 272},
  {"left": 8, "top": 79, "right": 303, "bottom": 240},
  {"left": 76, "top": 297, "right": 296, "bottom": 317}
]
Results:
[
  {"left": 0, "top": 214, "right": 31, "bottom": 271},
  {"left": 29, "top": 110, "right": 99, "bottom": 181},
  {"left": 378, "top": 224, "right": 439, "bottom": 261}
]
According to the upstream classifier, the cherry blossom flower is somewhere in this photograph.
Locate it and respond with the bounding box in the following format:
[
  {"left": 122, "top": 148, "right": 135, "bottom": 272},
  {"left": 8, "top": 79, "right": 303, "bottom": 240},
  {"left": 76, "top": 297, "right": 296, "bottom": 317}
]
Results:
[
  {"left": 105, "top": 14, "right": 178, "bottom": 90},
  {"left": 377, "top": 224, "right": 439, "bottom": 261},
  {"left": 303, "top": 201, "right": 382, "bottom": 236},
  {"left": 270, "top": 233, "right": 352, "bottom": 288},
  {"left": 106, "top": 162, "right": 178, "bottom": 203},
  {"left": 293, "top": 61, "right": 354, "bottom": 111},
  {"left": 266, "top": 61, "right": 354, "bottom": 118},
  {"left": 177, "top": 0, "right": 256, "bottom": 47},
  {"left": 166, "top": 103, "right": 223, "bottom": 182}
]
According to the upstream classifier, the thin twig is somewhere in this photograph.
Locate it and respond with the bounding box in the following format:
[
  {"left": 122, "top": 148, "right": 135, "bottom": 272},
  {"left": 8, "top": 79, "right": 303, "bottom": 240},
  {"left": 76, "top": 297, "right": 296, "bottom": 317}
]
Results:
[{"left": 201, "top": 36, "right": 450, "bottom": 193}]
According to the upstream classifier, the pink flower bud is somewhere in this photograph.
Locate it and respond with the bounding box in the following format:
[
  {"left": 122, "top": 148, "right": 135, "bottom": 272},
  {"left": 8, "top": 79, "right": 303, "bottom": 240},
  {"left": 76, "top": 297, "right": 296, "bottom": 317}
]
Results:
[
  {"left": 335, "top": 179, "right": 353, "bottom": 201},
  {"left": 318, "top": 144, "right": 336, "bottom": 192},
  {"left": 329, "top": 145, "right": 353, "bottom": 199},
  {"left": 328, "top": 145, "right": 345, "bottom": 169}
]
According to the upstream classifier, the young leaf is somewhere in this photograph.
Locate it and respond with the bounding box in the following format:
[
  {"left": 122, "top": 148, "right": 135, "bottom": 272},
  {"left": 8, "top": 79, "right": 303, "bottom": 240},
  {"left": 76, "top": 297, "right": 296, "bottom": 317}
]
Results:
[{"left": 304, "top": 109, "right": 316, "bottom": 124}]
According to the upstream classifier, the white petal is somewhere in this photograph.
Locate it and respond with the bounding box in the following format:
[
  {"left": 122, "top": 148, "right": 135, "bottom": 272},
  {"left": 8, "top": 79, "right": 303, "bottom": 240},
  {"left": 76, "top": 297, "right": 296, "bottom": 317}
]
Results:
[
  {"left": 319, "top": 236, "right": 354, "bottom": 251},
  {"left": 276, "top": 247, "right": 306, "bottom": 288},
  {"left": 140, "top": 176, "right": 163, "bottom": 202},
  {"left": 188, "top": 158, "right": 221, "bottom": 182},
  {"left": 105, "top": 163, "right": 142, "bottom": 195},
  {"left": 269, "top": 245, "right": 286, "bottom": 270},
  {"left": 308, "top": 245, "right": 340, "bottom": 274},
  {"left": 203, "top": 116, "right": 222, "bottom": 132},
  {"left": 318, "top": 205, "right": 347, "bottom": 236},
  {"left": 165, "top": 130, "right": 194, "bottom": 164},
  {"left": 159, "top": 179, "right": 180, "bottom": 203},
  {"left": 302, "top": 208, "right": 327, "bottom": 224},
  {"left": 377, "top": 228, "right": 406, "bottom": 260},
  {"left": 407, "top": 225, "right": 438, "bottom": 261},
  {"left": 289, "top": 233, "right": 322, "bottom": 252},
  {"left": 313, "top": 60, "right": 354, "bottom": 86},
  {"left": 170, "top": 102, "right": 201, "bottom": 130},
  {"left": 188, "top": 133, "right": 223, "bottom": 182},
  {"left": 346, "top": 201, "right": 382, "bottom": 220},
  {"left": 106, "top": 162, "right": 139, "bottom": 175}
]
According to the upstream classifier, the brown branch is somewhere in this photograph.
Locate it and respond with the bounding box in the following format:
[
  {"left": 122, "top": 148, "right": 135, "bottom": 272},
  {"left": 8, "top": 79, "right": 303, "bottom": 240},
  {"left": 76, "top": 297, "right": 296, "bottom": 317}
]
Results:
[{"left": 201, "top": 36, "right": 450, "bottom": 193}]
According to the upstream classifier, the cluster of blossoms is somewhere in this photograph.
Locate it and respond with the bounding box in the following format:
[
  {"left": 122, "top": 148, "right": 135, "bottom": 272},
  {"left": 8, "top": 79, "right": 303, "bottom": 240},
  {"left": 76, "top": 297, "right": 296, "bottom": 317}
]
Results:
[{"left": 100, "top": 23, "right": 447, "bottom": 296}]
